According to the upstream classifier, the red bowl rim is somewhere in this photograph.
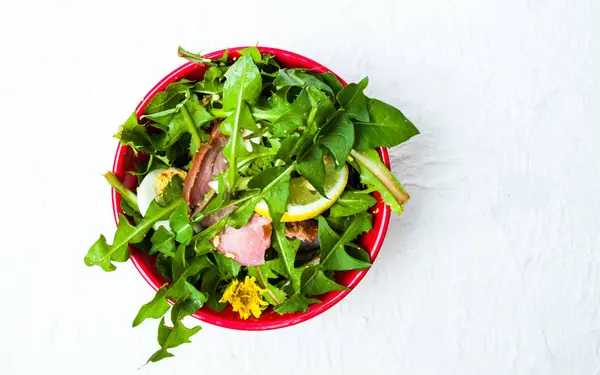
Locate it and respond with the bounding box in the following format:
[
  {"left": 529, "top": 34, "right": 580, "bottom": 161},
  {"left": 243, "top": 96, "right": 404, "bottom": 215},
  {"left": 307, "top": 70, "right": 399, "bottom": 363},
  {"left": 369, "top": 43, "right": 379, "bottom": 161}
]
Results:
[{"left": 111, "top": 47, "right": 391, "bottom": 330}]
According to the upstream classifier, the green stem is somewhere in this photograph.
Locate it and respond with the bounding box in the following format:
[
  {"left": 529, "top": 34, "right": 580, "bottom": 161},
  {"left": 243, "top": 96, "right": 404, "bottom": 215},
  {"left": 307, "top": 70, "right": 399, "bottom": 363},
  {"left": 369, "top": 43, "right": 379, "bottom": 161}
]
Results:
[
  {"left": 180, "top": 105, "right": 202, "bottom": 154},
  {"left": 255, "top": 267, "right": 281, "bottom": 305},
  {"left": 236, "top": 151, "right": 277, "bottom": 169},
  {"left": 209, "top": 108, "right": 230, "bottom": 118},
  {"left": 209, "top": 107, "right": 281, "bottom": 122},
  {"left": 103, "top": 172, "right": 139, "bottom": 213},
  {"left": 100, "top": 200, "right": 181, "bottom": 263},
  {"left": 253, "top": 164, "right": 295, "bottom": 203},
  {"left": 177, "top": 46, "right": 213, "bottom": 64}
]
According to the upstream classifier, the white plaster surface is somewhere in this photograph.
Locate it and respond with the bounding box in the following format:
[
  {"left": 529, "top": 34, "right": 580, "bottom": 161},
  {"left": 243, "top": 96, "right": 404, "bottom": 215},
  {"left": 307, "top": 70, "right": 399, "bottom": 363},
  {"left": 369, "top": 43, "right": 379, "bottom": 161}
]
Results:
[{"left": 1, "top": 0, "right": 599, "bottom": 374}]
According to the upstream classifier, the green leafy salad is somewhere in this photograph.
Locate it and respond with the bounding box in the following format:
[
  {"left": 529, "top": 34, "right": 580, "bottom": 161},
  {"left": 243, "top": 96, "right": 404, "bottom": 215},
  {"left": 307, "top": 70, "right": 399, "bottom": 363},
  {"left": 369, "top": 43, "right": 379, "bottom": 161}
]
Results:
[{"left": 85, "top": 46, "right": 419, "bottom": 363}]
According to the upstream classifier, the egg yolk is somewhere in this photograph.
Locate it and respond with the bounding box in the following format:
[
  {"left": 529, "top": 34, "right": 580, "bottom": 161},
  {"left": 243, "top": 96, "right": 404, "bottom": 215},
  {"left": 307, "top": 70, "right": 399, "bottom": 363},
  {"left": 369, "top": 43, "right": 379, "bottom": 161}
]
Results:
[{"left": 153, "top": 168, "right": 187, "bottom": 195}]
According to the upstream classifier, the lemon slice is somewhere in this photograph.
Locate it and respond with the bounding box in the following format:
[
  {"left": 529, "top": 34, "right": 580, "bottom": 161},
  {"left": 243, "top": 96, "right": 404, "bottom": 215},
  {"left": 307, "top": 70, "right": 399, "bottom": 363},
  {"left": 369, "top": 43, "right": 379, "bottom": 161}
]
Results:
[{"left": 255, "top": 159, "right": 349, "bottom": 222}]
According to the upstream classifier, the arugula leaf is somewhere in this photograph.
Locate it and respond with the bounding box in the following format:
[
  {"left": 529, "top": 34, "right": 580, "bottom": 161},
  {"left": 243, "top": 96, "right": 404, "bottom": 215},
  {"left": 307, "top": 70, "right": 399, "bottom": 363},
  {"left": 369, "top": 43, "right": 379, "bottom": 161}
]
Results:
[
  {"left": 318, "top": 214, "right": 372, "bottom": 271},
  {"left": 177, "top": 46, "right": 214, "bottom": 64},
  {"left": 182, "top": 98, "right": 213, "bottom": 155},
  {"left": 337, "top": 77, "right": 369, "bottom": 122},
  {"left": 104, "top": 172, "right": 139, "bottom": 213},
  {"left": 156, "top": 254, "right": 173, "bottom": 280},
  {"left": 130, "top": 154, "right": 170, "bottom": 182},
  {"left": 156, "top": 95, "right": 212, "bottom": 157},
  {"left": 238, "top": 46, "right": 262, "bottom": 64},
  {"left": 318, "top": 72, "right": 344, "bottom": 95},
  {"left": 274, "top": 69, "right": 334, "bottom": 97},
  {"left": 301, "top": 266, "right": 348, "bottom": 295},
  {"left": 132, "top": 285, "right": 170, "bottom": 327},
  {"left": 204, "top": 66, "right": 223, "bottom": 81},
  {"left": 350, "top": 149, "right": 409, "bottom": 214},
  {"left": 167, "top": 255, "right": 213, "bottom": 298},
  {"left": 296, "top": 145, "right": 326, "bottom": 196},
  {"left": 273, "top": 293, "right": 320, "bottom": 314},
  {"left": 171, "top": 282, "right": 208, "bottom": 322},
  {"left": 318, "top": 111, "right": 355, "bottom": 170},
  {"left": 213, "top": 252, "right": 241, "bottom": 280},
  {"left": 171, "top": 243, "right": 188, "bottom": 281},
  {"left": 353, "top": 98, "right": 419, "bottom": 149},
  {"left": 273, "top": 86, "right": 333, "bottom": 139},
  {"left": 223, "top": 54, "right": 262, "bottom": 110},
  {"left": 221, "top": 103, "right": 254, "bottom": 189},
  {"left": 247, "top": 264, "right": 287, "bottom": 305},
  {"left": 200, "top": 268, "right": 228, "bottom": 311},
  {"left": 84, "top": 199, "right": 179, "bottom": 272},
  {"left": 271, "top": 223, "right": 303, "bottom": 291},
  {"left": 250, "top": 87, "right": 293, "bottom": 123},
  {"left": 325, "top": 213, "right": 373, "bottom": 232},
  {"left": 134, "top": 255, "right": 212, "bottom": 331},
  {"left": 227, "top": 164, "right": 295, "bottom": 228},
  {"left": 248, "top": 166, "right": 292, "bottom": 225},
  {"left": 146, "top": 317, "right": 201, "bottom": 364},
  {"left": 120, "top": 197, "right": 143, "bottom": 224},
  {"left": 169, "top": 203, "right": 193, "bottom": 245},
  {"left": 329, "top": 190, "right": 377, "bottom": 217},
  {"left": 275, "top": 133, "right": 300, "bottom": 163},
  {"left": 143, "top": 80, "right": 194, "bottom": 125},
  {"left": 149, "top": 226, "right": 176, "bottom": 257},
  {"left": 114, "top": 113, "right": 154, "bottom": 154}
]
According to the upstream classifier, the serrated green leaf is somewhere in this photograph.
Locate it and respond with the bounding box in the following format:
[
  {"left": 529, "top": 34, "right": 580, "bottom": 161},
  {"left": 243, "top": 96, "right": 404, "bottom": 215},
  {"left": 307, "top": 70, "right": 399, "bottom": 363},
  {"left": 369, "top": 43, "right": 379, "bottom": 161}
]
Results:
[
  {"left": 273, "top": 293, "right": 320, "bottom": 314},
  {"left": 238, "top": 46, "right": 262, "bottom": 64},
  {"left": 200, "top": 268, "right": 228, "bottom": 311},
  {"left": 171, "top": 243, "right": 188, "bottom": 281},
  {"left": 149, "top": 226, "right": 175, "bottom": 257},
  {"left": 318, "top": 111, "right": 355, "bottom": 170},
  {"left": 296, "top": 145, "right": 326, "bottom": 196},
  {"left": 275, "top": 133, "right": 300, "bottom": 163},
  {"left": 169, "top": 203, "right": 193, "bottom": 245},
  {"left": 247, "top": 265, "right": 287, "bottom": 306},
  {"left": 318, "top": 214, "right": 372, "bottom": 271},
  {"left": 223, "top": 54, "right": 262, "bottom": 110},
  {"left": 145, "top": 317, "right": 201, "bottom": 364},
  {"left": 337, "top": 77, "right": 369, "bottom": 122},
  {"left": 171, "top": 282, "right": 208, "bottom": 321},
  {"left": 213, "top": 252, "right": 241, "bottom": 280},
  {"left": 114, "top": 113, "right": 154, "bottom": 155},
  {"left": 271, "top": 223, "right": 303, "bottom": 292},
  {"left": 251, "top": 88, "right": 293, "bottom": 123},
  {"left": 301, "top": 266, "right": 348, "bottom": 295},
  {"left": 132, "top": 285, "right": 170, "bottom": 327},
  {"left": 353, "top": 98, "right": 419, "bottom": 149},
  {"left": 85, "top": 205, "right": 171, "bottom": 271},
  {"left": 318, "top": 72, "right": 344, "bottom": 95},
  {"left": 329, "top": 190, "right": 377, "bottom": 217},
  {"left": 146, "top": 347, "right": 174, "bottom": 363},
  {"left": 248, "top": 166, "right": 292, "bottom": 225},
  {"left": 155, "top": 254, "right": 173, "bottom": 280},
  {"left": 273, "top": 69, "right": 334, "bottom": 97}
]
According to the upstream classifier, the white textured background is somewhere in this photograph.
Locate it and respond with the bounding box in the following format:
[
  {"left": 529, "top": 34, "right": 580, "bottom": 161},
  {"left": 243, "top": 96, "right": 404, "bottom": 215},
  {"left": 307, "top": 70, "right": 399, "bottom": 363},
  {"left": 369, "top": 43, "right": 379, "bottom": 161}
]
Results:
[{"left": 1, "top": 0, "right": 598, "bottom": 374}]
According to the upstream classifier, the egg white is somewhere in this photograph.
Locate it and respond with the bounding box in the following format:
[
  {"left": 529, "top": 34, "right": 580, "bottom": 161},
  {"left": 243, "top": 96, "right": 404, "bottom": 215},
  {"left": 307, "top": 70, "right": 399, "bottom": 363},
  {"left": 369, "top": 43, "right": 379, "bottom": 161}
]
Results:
[{"left": 137, "top": 169, "right": 170, "bottom": 231}]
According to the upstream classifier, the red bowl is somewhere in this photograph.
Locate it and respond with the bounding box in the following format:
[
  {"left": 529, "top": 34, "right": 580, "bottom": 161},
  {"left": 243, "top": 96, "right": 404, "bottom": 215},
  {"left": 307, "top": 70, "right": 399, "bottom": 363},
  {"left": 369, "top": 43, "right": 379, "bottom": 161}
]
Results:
[{"left": 111, "top": 47, "right": 391, "bottom": 330}]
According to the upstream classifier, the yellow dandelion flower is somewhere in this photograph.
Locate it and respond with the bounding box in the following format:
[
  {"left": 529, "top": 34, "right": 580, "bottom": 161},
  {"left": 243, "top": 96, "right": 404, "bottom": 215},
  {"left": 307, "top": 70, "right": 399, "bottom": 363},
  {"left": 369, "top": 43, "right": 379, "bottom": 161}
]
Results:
[{"left": 219, "top": 276, "right": 269, "bottom": 320}]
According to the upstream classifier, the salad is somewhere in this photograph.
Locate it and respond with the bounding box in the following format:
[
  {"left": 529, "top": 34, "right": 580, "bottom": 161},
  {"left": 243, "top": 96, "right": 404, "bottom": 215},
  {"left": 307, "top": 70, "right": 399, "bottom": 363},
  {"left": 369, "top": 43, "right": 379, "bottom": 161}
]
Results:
[{"left": 85, "top": 46, "right": 419, "bottom": 363}]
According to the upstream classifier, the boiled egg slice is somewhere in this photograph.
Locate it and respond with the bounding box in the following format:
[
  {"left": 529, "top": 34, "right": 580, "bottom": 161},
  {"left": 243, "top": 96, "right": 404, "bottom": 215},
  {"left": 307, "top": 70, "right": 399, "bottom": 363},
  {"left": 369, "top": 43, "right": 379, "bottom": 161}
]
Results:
[{"left": 137, "top": 168, "right": 187, "bottom": 230}]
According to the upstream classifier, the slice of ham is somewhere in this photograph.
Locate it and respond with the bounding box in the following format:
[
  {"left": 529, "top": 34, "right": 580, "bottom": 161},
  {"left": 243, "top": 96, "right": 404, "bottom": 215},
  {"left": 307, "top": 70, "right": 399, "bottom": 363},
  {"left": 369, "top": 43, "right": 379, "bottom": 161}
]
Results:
[
  {"left": 285, "top": 220, "right": 318, "bottom": 242},
  {"left": 212, "top": 214, "right": 272, "bottom": 266},
  {"left": 183, "top": 125, "right": 228, "bottom": 212}
]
